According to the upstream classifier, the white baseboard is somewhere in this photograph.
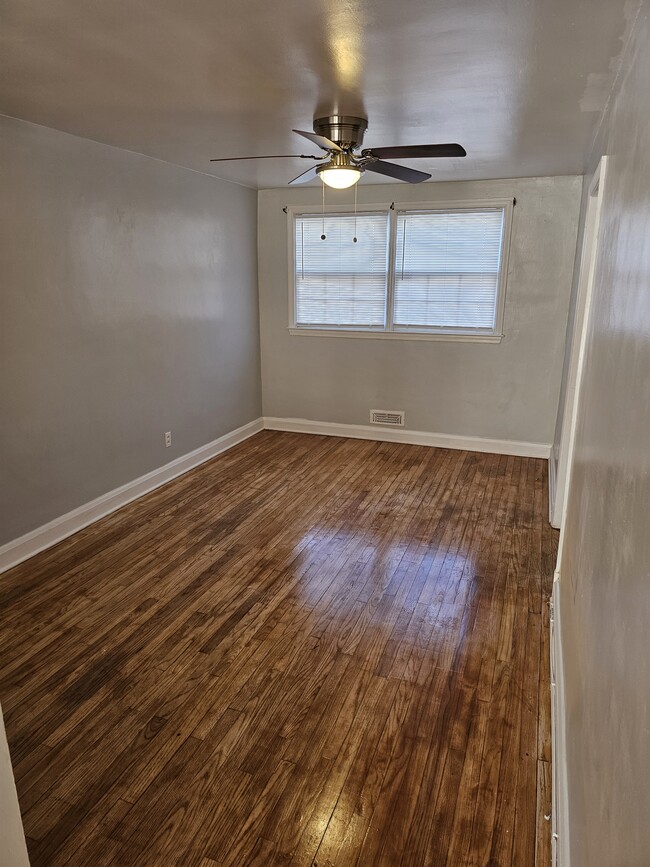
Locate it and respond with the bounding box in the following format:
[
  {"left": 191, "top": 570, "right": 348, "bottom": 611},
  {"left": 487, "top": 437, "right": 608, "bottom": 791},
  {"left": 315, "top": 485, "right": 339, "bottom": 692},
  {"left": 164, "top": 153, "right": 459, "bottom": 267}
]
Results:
[
  {"left": 0, "top": 418, "right": 264, "bottom": 575},
  {"left": 263, "top": 416, "right": 552, "bottom": 459},
  {"left": 549, "top": 452, "right": 558, "bottom": 526},
  {"left": 551, "top": 575, "right": 570, "bottom": 866},
  {"left": 0, "top": 416, "right": 550, "bottom": 575}
]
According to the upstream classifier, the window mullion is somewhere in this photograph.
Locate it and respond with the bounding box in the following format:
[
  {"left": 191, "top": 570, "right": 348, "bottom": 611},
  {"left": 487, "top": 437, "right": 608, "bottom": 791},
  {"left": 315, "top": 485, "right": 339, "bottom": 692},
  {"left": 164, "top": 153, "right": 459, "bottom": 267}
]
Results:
[{"left": 385, "top": 207, "right": 398, "bottom": 332}]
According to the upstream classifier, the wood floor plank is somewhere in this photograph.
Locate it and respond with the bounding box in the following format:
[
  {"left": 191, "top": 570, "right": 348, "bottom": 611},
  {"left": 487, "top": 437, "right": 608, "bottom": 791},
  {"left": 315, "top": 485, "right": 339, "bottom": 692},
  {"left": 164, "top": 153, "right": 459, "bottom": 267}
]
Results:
[{"left": 0, "top": 432, "right": 557, "bottom": 866}]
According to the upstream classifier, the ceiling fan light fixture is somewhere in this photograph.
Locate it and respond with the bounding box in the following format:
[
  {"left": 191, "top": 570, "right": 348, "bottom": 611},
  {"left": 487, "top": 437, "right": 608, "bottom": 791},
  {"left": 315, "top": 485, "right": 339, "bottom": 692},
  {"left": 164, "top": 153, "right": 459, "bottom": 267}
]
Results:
[
  {"left": 209, "top": 114, "right": 466, "bottom": 187},
  {"left": 318, "top": 166, "right": 362, "bottom": 189},
  {"left": 316, "top": 151, "right": 362, "bottom": 188}
]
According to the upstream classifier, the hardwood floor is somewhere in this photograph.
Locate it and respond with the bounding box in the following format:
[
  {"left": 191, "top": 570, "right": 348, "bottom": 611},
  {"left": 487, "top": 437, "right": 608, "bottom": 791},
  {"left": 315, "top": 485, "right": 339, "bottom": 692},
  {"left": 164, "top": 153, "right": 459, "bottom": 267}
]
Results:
[{"left": 0, "top": 431, "right": 557, "bottom": 866}]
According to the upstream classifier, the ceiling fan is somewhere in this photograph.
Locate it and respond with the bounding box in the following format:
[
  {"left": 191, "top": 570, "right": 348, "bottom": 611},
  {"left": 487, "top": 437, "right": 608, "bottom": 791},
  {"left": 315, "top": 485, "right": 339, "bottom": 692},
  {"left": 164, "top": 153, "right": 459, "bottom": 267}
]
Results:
[{"left": 210, "top": 115, "right": 466, "bottom": 189}]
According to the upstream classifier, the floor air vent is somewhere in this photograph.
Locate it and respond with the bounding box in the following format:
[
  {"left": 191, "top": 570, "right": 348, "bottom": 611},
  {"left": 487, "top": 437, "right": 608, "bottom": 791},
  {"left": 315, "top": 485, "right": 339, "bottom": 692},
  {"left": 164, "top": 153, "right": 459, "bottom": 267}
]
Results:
[{"left": 370, "top": 409, "right": 405, "bottom": 426}]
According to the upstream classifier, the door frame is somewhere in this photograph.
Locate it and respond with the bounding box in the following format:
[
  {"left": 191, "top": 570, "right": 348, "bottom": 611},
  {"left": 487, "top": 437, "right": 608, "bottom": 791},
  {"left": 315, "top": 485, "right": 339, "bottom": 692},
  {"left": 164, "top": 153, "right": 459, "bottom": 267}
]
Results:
[{"left": 551, "top": 157, "right": 608, "bottom": 530}]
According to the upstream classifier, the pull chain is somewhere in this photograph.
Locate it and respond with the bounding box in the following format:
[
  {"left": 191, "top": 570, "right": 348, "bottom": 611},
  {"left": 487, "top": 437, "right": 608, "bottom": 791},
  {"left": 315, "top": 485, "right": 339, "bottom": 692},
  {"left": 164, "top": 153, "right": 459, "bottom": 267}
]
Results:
[
  {"left": 353, "top": 183, "right": 358, "bottom": 243},
  {"left": 321, "top": 180, "right": 326, "bottom": 240}
]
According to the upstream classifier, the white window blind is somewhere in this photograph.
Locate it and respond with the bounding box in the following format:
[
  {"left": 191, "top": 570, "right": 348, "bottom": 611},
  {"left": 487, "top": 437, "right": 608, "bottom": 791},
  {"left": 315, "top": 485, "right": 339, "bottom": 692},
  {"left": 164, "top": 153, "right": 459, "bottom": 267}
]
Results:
[
  {"left": 294, "top": 212, "right": 389, "bottom": 328},
  {"left": 393, "top": 208, "right": 505, "bottom": 331}
]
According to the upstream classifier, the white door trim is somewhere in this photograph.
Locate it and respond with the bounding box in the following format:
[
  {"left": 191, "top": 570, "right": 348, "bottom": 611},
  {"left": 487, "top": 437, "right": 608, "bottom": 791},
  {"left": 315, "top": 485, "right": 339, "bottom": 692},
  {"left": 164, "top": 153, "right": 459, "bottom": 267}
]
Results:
[
  {"left": 552, "top": 157, "right": 608, "bottom": 530},
  {"left": 0, "top": 704, "right": 30, "bottom": 866},
  {"left": 551, "top": 575, "right": 570, "bottom": 867}
]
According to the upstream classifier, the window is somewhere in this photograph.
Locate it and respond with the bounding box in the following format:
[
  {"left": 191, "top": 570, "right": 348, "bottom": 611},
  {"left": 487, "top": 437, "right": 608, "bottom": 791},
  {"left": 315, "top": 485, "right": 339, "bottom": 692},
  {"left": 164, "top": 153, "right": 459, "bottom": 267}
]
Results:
[
  {"left": 289, "top": 200, "right": 512, "bottom": 341},
  {"left": 294, "top": 212, "right": 389, "bottom": 328},
  {"left": 393, "top": 209, "right": 505, "bottom": 331}
]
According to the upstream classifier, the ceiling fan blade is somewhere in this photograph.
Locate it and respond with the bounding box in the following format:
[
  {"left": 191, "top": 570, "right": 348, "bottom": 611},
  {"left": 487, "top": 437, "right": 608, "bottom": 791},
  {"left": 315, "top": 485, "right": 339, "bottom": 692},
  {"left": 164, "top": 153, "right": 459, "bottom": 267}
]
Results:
[
  {"left": 364, "top": 143, "right": 467, "bottom": 160},
  {"left": 292, "top": 129, "right": 343, "bottom": 152},
  {"left": 288, "top": 165, "right": 319, "bottom": 185},
  {"left": 210, "top": 153, "right": 321, "bottom": 162},
  {"left": 364, "top": 161, "right": 431, "bottom": 183}
]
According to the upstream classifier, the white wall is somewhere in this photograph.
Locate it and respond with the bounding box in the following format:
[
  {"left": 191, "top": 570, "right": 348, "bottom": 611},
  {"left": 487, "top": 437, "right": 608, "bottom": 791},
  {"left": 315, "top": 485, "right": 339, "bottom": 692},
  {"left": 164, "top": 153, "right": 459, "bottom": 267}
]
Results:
[
  {"left": 0, "top": 705, "right": 29, "bottom": 866},
  {"left": 557, "top": 1, "right": 650, "bottom": 864},
  {"left": 550, "top": 175, "right": 590, "bottom": 490},
  {"left": 0, "top": 115, "right": 261, "bottom": 546},
  {"left": 258, "top": 176, "right": 581, "bottom": 447}
]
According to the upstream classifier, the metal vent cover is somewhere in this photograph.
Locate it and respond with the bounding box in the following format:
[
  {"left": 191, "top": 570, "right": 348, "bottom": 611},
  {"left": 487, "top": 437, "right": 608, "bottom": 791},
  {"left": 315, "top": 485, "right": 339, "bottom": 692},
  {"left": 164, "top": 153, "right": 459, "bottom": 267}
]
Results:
[{"left": 370, "top": 409, "right": 405, "bottom": 426}]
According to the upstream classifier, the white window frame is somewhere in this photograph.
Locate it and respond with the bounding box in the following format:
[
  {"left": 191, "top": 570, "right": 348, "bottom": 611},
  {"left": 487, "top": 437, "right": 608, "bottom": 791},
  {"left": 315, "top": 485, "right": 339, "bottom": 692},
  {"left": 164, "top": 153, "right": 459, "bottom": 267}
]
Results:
[{"left": 287, "top": 198, "right": 514, "bottom": 342}]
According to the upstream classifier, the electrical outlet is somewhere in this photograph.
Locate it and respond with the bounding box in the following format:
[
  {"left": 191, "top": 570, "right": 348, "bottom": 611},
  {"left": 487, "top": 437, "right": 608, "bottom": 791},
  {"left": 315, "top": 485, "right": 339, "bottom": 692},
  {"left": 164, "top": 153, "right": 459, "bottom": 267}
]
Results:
[{"left": 164, "top": 431, "right": 172, "bottom": 448}]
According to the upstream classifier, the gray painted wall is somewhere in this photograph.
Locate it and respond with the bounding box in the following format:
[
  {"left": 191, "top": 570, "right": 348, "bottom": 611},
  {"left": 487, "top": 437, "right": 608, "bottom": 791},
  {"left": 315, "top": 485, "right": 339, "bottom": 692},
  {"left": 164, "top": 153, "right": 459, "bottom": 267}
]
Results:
[
  {"left": 0, "top": 115, "right": 261, "bottom": 545},
  {"left": 558, "top": 1, "right": 650, "bottom": 864},
  {"left": 258, "top": 176, "right": 581, "bottom": 445}
]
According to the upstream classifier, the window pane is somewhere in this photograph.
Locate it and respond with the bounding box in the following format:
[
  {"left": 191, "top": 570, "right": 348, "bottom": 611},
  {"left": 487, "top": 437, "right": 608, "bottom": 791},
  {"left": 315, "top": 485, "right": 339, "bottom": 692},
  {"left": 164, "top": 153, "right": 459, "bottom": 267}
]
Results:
[
  {"left": 393, "top": 209, "right": 505, "bottom": 330},
  {"left": 295, "top": 212, "right": 389, "bottom": 328}
]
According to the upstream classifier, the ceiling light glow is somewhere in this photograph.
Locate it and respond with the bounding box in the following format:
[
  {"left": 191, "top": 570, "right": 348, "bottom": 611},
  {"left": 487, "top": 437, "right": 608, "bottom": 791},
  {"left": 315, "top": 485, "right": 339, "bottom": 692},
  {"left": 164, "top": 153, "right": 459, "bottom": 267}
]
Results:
[{"left": 318, "top": 166, "right": 362, "bottom": 189}]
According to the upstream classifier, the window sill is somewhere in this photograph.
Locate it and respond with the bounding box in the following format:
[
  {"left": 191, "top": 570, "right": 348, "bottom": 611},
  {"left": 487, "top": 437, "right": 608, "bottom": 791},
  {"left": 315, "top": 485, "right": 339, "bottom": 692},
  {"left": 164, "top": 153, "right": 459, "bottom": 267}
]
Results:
[{"left": 288, "top": 328, "right": 504, "bottom": 344}]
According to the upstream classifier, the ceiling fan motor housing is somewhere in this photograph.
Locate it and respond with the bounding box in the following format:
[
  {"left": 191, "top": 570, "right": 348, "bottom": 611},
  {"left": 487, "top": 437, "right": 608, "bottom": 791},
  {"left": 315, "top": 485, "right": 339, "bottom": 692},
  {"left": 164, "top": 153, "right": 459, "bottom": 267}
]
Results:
[{"left": 313, "top": 115, "right": 368, "bottom": 150}]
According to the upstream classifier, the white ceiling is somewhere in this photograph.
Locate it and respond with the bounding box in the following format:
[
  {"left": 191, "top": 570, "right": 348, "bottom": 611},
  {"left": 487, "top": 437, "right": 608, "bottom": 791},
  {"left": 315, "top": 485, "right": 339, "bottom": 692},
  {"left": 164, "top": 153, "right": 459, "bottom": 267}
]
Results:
[{"left": 0, "top": 0, "right": 630, "bottom": 189}]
